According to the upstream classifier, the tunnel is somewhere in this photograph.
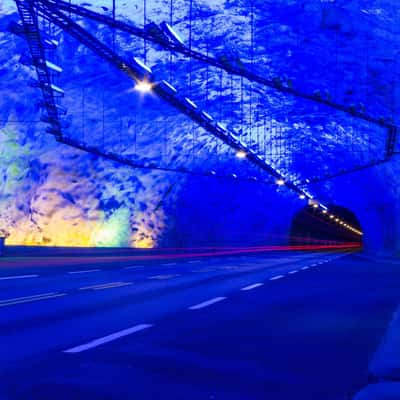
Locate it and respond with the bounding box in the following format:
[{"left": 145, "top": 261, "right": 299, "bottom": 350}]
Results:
[
  {"left": 289, "top": 204, "right": 363, "bottom": 248},
  {"left": 2, "top": 0, "right": 400, "bottom": 399},
  {"left": 1, "top": 1, "right": 399, "bottom": 254}
]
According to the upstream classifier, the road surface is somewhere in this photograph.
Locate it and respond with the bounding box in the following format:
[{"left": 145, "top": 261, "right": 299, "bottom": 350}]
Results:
[{"left": 0, "top": 250, "right": 399, "bottom": 399}]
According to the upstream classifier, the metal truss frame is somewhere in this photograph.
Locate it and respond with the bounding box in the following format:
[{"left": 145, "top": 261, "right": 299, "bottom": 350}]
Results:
[
  {"left": 13, "top": 0, "right": 398, "bottom": 190},
  {"left": 39, "top": 0, "right": 398, "bottom": 159}
]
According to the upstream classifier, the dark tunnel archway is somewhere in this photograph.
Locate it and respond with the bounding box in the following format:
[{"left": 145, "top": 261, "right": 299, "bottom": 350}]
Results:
[{"left": 289, "top": 204, "right": 363, "bottom": 248}]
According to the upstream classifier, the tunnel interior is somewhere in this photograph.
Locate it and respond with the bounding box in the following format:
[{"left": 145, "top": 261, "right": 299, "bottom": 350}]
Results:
[
  {"left": 289, "top": 205, "right": 363, "bottom": 247},
  {"left": 0, "top": 0, "right": 398, "bottom": 253}
]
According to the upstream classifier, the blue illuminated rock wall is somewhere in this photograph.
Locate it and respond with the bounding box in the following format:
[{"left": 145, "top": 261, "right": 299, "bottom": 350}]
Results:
[{"left": 0, "top": 0, "right": 398, "bottom": 251}]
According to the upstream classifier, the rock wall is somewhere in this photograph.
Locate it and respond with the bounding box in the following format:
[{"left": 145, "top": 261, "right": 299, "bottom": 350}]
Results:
[{"left": 0, "top": 0, "right": 398, "bottom": 251}]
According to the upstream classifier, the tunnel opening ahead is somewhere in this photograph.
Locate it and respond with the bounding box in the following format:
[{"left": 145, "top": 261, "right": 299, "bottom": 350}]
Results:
[{"left": 289, "top": 204, "right": 363, "bottom": 248}]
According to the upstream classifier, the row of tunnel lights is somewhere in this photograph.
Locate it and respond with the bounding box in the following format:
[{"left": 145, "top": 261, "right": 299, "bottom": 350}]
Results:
[
  {"left": 309, "top": 204, "right": 363, "bottom": 236},
  {"left": 240, "top": 149, "right": 363, "bottom": 237},
  {"left": 134, "top": 80, "right": 363, "bottom": 238}
]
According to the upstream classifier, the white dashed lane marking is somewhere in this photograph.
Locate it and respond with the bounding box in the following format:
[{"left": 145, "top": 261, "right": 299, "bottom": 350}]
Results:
[
  {"left": 0, "top": 274, "right": 39, "bottom": 281},
  {"left": 288, "top": 270, "right": 298, "bottom": 274},
  {"left": 68, "top": 269, "right": 100, "bottom": 275},
  {"left": 301, "top": 266, "right": 310, "bottom": 270},
  {"left": 188, "top": 297, "right": 226, "bottom": 310},
  {"left": 124, "top": 265, "right": 145, "bottom": 270},
  {"left": 64, "top": 324, "right": 153, "bottom": 353},
  {"left": 0, "top": 292, "right": 66, "bottom": 307},
  {"left": 79, "top": 282, "right": 132, "bottom": 291},
  {"left": 241, "top": 283, "right": 264, "bottom": 291},
  {"left": 270, "top": 275, "right": 285, "bottom": 281},
  {"left": 148, "top": 274, "right": 180, "bottom": 280}
]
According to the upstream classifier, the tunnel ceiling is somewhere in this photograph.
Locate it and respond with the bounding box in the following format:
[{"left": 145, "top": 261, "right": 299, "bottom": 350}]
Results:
[{"left": 0, "top": 0, "right": 398, "bottom": 248}]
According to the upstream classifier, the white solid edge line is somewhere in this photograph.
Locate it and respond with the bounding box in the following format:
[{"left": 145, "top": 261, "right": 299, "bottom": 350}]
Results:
[
  {"left": 270, "top": 275, "right": 285, "bottom": 281},
  {"left": 0, "top": 293, "right": 66, "bottom": 307},
  {"left": 68, "top": 269, "right": 100, "bottom": 274},
  {"left": 0, "top": 274, "right": 39, "bottom": 281},
  {"left": 188, "top": 297, "right": 226, "bottom": 310},
  {"left": 241, "top": 283, "right": 264, "bottom": 291},
  {"left": 64, "top": 324, "right": 153, "bottom": 353}
]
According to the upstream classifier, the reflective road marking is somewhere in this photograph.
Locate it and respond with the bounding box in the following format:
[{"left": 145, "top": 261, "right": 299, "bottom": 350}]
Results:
[
  {"left": 0, "top": 292, "right": 66, "bottom": 307},
  {"left": 0, "top": 274, "right": 39, "bottom": 281},
  {"left": 68, "top": 269, "right": 100, "bottom": 275},
  {"left": 270, "top": 275, "right": 285, "bottom": 281},
  {"left": 148, "top": 274, "right": 180, "bottom": 280},
  {"left": 241, "top": 283, "right": 264, "bottom": 291},
  {"left": 80, "top": 282, "right": 132, "bottom": 291},
  {"left": 189, "top": 297, "right": 226, "bottom": 310},
  {"left": 64, "top": 324, "right": 153, "bottom": 353},
  {"left": 124, "top": 266, "right": 144, "bottom": 270}
]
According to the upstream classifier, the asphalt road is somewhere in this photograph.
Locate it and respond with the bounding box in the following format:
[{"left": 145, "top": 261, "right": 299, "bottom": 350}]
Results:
[{"left": 0, "top": 251, "right": 399, "bottom": 399}]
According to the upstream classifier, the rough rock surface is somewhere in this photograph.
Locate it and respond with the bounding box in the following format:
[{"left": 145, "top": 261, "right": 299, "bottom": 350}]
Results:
[{"left": 0, "top": 0, "right": 399, "bottom": 249}]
